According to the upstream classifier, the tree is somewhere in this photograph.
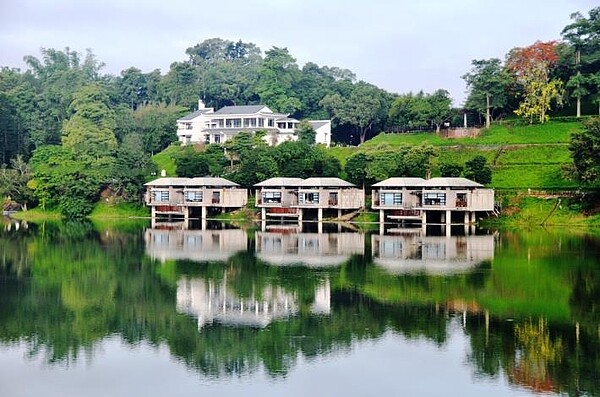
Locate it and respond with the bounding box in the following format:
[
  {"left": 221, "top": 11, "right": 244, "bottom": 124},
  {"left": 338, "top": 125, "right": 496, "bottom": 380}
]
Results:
[
  {"left": 256, "top": 47, "right": 302, "bottom": 114},
  {"left": 61, "top": 84, "right": 117, "bottom": 157},
  {"left": 427, "top": 89, "right": 453, "bottom": 133},
  {"left": 296, "top": 120, "right": 316, "bottom": 145},
  {"left": 110, "top": 133, "right": 156, "bottom": 201},
  {"left": 462, "top": 59, "right": 510, "bottom": 128},
  {"left": 561, "top": 7, "right": 600, "bottom": 117},
  {"left": 344, "top": 152, "right": 372, "bottom": 186},
  {"left": 569, "top": 117, "right": 600, "bottom": 183},
  {"left": 0, "top": 155, "right": 35, "bottom": 209},
  {"left": 506, "top": 41, "right": 564, "bottom": 123},
  {"left": 133, "top": 103, "right": 185, "bottom": 154},
  {"left": 321, "top": 82, "right": 388, "bottom": 143},
  {"left": 175, "top": 146, "right": 210, "bottom": 178},
  {"left": 439, "top": 162, "right": 464, "bottom": 177},
  {"left": 464, "top": 155, "right": 492, "bottom": 184}
]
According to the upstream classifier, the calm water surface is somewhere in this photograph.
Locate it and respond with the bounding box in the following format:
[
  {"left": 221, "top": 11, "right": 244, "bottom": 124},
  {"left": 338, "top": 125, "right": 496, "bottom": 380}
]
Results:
[{"left": 0, "top": 219, "right": 599, "bottom": 396}]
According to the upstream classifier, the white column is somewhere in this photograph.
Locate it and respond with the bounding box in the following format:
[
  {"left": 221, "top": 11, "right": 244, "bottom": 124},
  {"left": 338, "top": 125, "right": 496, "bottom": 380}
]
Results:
[
  {"left": 380, "top": 209, "right": 385, "bottom": 223},
  {"left": 318, "top": 208, "right": 323, "bottom": 222},
  {"left": 201, "top": 206, "right": 207, "bottom": 219},
  {"left": 261, "top": 207, "right": 266, "bottom": 220},
  {"left": 464, "top": 211, "right": 469, "bottom": 224},
  {"left": 446, "top": 210, "right": 451, "bottom": 226}
]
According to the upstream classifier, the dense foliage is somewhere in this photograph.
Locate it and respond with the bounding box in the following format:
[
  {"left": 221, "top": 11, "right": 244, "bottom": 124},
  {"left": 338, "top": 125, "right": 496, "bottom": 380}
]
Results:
[{"left": 0, "top": 6, "right": 599, "bottom": 216}]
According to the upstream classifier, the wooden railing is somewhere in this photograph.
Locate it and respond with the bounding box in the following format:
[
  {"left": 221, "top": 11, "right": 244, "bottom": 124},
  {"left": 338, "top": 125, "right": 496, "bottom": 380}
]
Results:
[{"left": 455, "top": 200, "right": 468, "bottom": 208}]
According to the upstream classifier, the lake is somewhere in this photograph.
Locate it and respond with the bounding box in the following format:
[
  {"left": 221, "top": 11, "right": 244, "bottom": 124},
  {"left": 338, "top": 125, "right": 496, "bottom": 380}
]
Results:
[{"left": 0, "top": 218, "right": 599, "bottom": 396}]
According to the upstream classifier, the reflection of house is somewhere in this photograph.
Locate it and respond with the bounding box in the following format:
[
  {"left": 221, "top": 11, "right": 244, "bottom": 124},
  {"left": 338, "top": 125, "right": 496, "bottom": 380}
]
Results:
[
  {"left": 176, "top": 100, "right": 331, "bottom": 147},
  {"left": 371, "top": 233, "right": 495, "bottom": 275},
  {"left": 372, "top": 177, "right": 495, "bottom": 224},
  {"left": 144, "top": 177, "right": 247, "bottom": 219},
  {"left": 144, "top": 228, "right": 248, "bottom": 262},
  {"left": 255, "top": 232, "right": 364, "bottom": 267},
  {"left": 176, "top": 277, "right": 331, "bottom": 328}
]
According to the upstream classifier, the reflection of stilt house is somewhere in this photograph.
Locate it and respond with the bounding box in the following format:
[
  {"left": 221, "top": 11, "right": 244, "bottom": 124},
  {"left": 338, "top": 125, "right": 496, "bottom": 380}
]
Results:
[
  {"left": 372, "top": 177, "right": 494, "bottom": 225},
  {"left": 145, "top": 177, "right": 248, "bottom": 219},
  {"left": 255, "top": 231, "right": 364, "bottom": 267},
  {"left": 294, "top": 177, "right": 364, "bottom": 221},
  {"left": 144, "top": 228, "right": 248, "bottom": 262},
  {"left": 372, "top": 233, "right": 495, "bottom": 275},
  {"left": 254, "top": 177, "right": 303, "bottom": 220}
]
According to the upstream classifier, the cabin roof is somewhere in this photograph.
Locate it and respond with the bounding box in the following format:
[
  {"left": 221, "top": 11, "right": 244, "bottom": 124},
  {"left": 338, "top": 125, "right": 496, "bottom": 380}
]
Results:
[
  {"left": 420, "top": 177, "right": 483, "bottom": 188},
  {"left": 298, "top": 177, "right": 356, "bottom": 188},
  {"left": 372, "top": 177, "right": 426, "bottom": 187},
  {"left": 254, "top": 177, "right": 304, "bottom": 187},
  {"left": 186, "top": 177, "right": 240, "bottom": 187},
  {"left": 144, "top": 177, "right": 190, "bottom": 187}
]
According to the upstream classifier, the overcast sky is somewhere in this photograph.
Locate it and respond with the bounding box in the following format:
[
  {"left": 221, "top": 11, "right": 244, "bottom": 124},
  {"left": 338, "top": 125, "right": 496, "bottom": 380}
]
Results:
[{"left": 0, "top": 0, "right": 597, "bottom": 105}]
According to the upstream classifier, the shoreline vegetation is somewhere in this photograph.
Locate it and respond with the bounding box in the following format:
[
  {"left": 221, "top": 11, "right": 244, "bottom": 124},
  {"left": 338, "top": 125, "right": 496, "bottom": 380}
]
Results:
[{"left": 8, "top": 193, "right": 600, "bottom": 230}]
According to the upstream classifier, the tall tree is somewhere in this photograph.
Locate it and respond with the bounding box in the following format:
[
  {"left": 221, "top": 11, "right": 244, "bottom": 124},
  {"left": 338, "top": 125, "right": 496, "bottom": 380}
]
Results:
[
  {"left": 62, "top": 84, "right": 117, "bottom": 157},
  {"left": 569, "top": 117, "right": 600, "bottom": 183},
  {"left": 506, "top": 41, "right": 564, "bottom": 123},
  {"left": 462, "top": 59, "right": 510, "bottom": 128},
  {"left": 561, "top": 7, "right": 600, "bottom": 117},
  {"left": 321, "top": 82, "right": 388, "bottom": 144},
  {"left": 256, "top": 47, "right": 302, "bottom": 114}
]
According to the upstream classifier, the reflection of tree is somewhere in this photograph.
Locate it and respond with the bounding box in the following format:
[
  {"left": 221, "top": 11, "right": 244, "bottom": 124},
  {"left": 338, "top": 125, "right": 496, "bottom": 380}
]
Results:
[
  {"left": 511, "top": 318, "right": 562, "bottom": 393},
  {"left": 0, "top": 223, "right": 599, "bottom": 395}
]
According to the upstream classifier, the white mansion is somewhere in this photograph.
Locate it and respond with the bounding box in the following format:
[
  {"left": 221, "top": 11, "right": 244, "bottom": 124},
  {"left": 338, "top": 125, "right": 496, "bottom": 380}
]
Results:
[{"left": 176, "top": 100, "right": 331, "bottom": 147}]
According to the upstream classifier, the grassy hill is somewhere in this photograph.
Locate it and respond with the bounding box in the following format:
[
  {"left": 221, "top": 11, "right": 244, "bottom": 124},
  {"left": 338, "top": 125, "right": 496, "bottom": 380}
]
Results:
[
  {"left": 330, "top": 120, "right": 584, "bottom": 190},
  {"left": 153, "top": 120, "right": 588, "bottom": 191}
]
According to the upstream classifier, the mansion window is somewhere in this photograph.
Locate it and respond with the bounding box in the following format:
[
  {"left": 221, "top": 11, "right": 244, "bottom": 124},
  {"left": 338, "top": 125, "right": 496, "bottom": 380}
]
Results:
[
  {"left": 225, "top": 118, "right": 242, "bottom": 128},
  {"left": 277, "top": 122, "right": 286, "bottom": 129},
  {"left": 184, "top": 191, "right": 203, "bottom": 202},
  {"left": 380, "top": 192, "right": 402, "bottom": 206},
  {"left": 153, "top": 191, "right": 169, "bottom": 202},
  {"left": 423, "top": 193, "right": 446, "bottom": 206},
  {"left": 243, "top": 118, "right": 257, "bottom": 128},
  {"left": 258, "top": 118, "right": 264, "bottom": 127},
  {"left": 268, "top": 118, "right": 274, "bottom": 127}
]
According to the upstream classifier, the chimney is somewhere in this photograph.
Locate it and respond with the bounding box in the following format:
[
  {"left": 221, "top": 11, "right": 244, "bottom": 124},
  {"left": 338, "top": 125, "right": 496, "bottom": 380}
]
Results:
[{"left": 198, "top": 99, "right": 205, "bottom": 110}]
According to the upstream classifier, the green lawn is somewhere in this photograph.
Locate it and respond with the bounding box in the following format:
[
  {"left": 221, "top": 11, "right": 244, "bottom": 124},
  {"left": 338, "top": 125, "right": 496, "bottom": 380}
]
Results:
[{"left": 151, "top": 144, "right": 180, "bottom": 178}]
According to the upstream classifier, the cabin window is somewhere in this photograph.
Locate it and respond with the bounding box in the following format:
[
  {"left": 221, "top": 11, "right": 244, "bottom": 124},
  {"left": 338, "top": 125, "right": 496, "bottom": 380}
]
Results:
[
  {"left": 456, "top": 193, "right": 467, "bottom": 207},
  {"left": 299, "top": 192, "right": 319, "bottom": 204},
  {"left": 153, "top": 191, "right": 169, "bottom": 202},
  {"left": 329, "top": 192, "right": 338, "bottom": 206},
  {"left": 262, "top": 191, "right": 282, "bottom": 204},
  {"left": 423, "top": 193, "right": 446, "bottom": 206},
  {"left": 185, "top": 191, "right": 203, "bottom": 202},
  {"left": 212, "top": 191, "right": 221, "bottom": 204},
  {"left": 380, "top": 192, "right": 402, "bottom": 206}
]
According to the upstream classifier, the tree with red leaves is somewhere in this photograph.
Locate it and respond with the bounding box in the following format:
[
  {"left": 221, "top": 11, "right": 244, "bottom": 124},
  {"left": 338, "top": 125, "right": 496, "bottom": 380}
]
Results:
[{"left": 506, "top": 41, "right": 564, "bottom": 123}]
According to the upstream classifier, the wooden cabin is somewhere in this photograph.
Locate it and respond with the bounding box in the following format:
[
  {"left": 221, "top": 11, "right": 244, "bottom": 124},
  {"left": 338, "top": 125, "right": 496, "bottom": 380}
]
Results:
[
  {"left": 254, "top": 177, "right": 304, "bottom": 219},
  {"left": 294, "top": 177, "right": 364, "bottom": 221},
  {"left": 145, "top": 177, "right": 247, "bottom": 219},
  {"left": 372, "top": 177, "right": 425, "bottom": 222}
]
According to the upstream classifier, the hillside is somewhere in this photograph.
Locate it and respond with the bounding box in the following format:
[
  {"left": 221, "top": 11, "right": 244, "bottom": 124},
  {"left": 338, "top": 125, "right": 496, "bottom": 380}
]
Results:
[
  {"left": 153, "top": 120, "right": 592, "bottom": 191},
  {"left": 329, "top": 120, "right": 585, "bottom": 190}
]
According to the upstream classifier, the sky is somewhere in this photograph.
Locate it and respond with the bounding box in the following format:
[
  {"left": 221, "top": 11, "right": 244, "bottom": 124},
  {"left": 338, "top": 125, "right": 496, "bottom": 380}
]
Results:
[{"left": 0, "top": 0, "right": 598, "bottom": 105}]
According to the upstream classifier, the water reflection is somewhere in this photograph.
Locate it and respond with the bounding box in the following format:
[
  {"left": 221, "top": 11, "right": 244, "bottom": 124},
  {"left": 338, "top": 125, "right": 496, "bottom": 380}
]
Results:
[
  {"left": 0, "top": 221, "right": 598, "bottom": 396},
  {"left": 256, "top": 231, "right": 364, "bottom": 267},
  {"left": 145, "top": 227, "right": 247, "bottom": 262},
  {"left": 372, "top": 231, "right": 495, "bottom": 275}
]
